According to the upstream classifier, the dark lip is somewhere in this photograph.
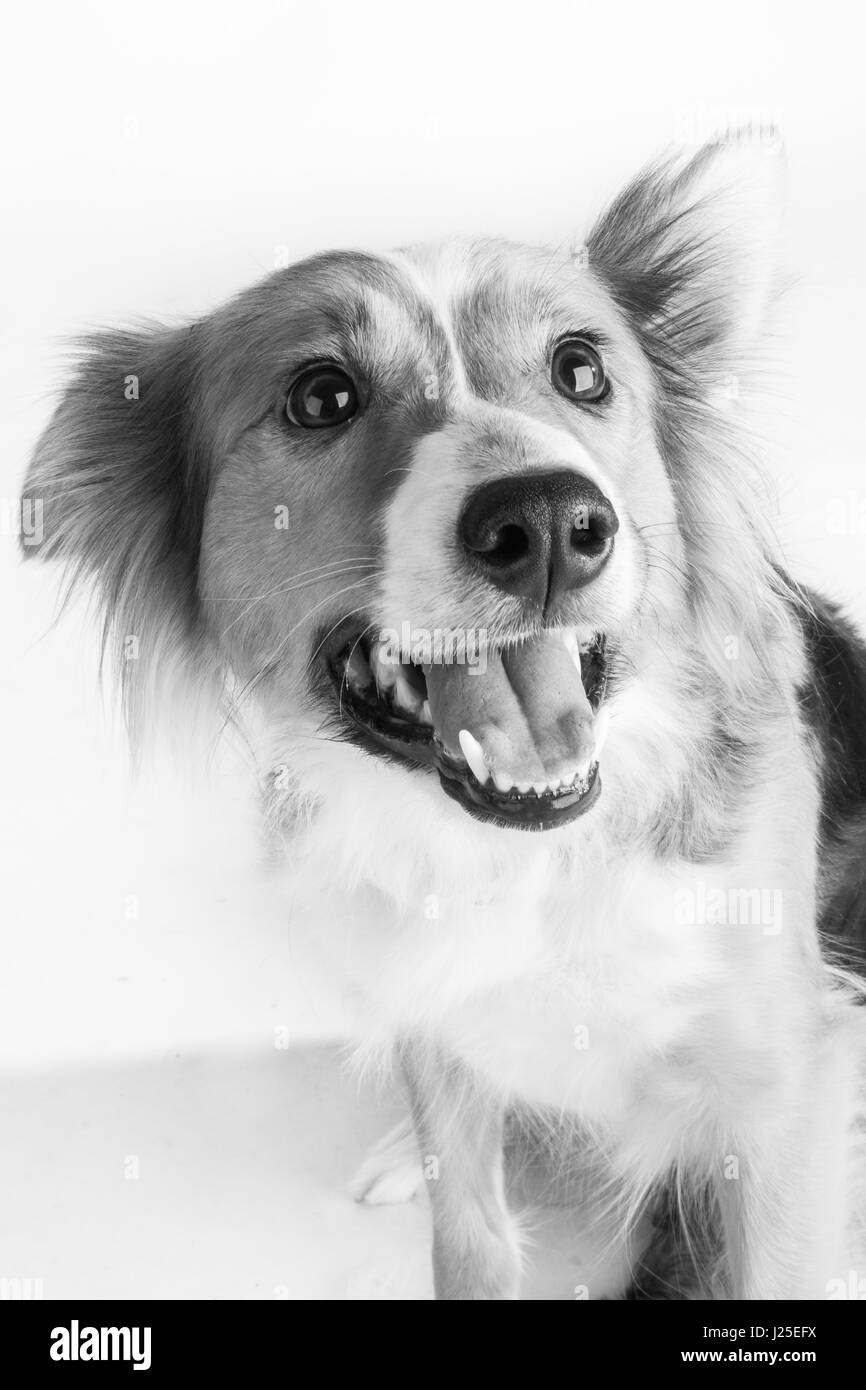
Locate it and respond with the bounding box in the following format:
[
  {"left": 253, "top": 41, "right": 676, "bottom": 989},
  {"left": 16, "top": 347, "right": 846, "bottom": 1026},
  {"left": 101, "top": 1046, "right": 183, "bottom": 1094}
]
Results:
[
  {"left": 437, "top": 750, "right": 602, "bottom": 831},
  {"left": 320, "top": 624, "right": 437, "bottom": 772},
  {"left": 318, "top": 620, "right": 607, "bottom": 831}
]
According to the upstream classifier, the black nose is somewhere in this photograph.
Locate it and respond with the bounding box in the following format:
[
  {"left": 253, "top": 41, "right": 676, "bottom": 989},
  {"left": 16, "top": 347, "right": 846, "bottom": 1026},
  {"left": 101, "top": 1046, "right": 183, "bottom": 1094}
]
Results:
[{"left": 459, "top": 470, "right": 619, "bottom": 609}]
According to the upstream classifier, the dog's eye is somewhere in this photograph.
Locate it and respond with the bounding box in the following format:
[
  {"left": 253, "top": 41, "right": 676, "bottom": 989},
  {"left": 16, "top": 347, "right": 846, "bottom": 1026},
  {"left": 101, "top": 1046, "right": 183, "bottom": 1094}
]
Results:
[
  {"left": 551, "top": 339, "right": 608, "bottom": 403},
  {"left": 286, "top": 366, "right": 359, "bottom": 428}
]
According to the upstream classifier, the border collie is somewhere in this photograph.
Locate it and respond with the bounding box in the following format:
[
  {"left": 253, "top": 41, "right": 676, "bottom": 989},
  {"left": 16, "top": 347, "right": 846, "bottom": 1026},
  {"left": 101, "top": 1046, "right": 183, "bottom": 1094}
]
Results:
[{"left": 21, "top": 132, "right": 866, "bottom": 1299}]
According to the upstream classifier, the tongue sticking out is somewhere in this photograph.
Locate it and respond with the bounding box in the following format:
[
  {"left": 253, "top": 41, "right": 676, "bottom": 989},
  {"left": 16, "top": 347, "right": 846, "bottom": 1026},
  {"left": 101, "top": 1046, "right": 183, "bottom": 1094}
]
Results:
[{"left": 423, "top": 632, "right": 598, "bottom": 790}]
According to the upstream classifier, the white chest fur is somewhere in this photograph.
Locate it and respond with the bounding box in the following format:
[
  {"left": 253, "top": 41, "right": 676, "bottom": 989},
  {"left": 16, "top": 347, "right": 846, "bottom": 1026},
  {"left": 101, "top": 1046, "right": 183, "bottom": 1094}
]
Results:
[{"left": 284, "top": 796, "right": 818, "bottom": 1144}]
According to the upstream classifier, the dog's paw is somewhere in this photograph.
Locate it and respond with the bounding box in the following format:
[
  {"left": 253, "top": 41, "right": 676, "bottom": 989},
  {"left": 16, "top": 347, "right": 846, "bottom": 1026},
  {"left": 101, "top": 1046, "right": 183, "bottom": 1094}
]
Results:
[{"left": 350, "top": 1119, "right": 424, "bottom": 1205}]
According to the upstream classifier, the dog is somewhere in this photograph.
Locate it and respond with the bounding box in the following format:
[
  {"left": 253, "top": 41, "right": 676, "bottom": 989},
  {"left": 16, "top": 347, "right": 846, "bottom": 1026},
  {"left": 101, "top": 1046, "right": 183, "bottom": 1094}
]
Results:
[{"left": 21, "top": 131, "right": 866, "bottom": 1300}]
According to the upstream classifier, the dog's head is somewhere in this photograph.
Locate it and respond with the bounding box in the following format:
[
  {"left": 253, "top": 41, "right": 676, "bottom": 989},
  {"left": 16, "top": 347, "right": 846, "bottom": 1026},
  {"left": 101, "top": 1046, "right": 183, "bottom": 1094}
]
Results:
[{"left": 22, "top": 136, "right": 791, "bottom": 842}]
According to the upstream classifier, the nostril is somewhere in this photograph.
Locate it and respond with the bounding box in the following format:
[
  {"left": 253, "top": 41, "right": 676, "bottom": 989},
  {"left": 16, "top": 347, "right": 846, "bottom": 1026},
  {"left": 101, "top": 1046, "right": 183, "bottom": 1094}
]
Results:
[
  {"left": 570, "top": 524, "right": 608, "bottom": 557},
  {"left": 569, "top": 499, "right": 619, "bottom": 561},
  {"left": 484, "top": 523, "right": 530, "bottom": 568},
  {"left": 459, "top": 471, "right": 618, "bottom": 603}
]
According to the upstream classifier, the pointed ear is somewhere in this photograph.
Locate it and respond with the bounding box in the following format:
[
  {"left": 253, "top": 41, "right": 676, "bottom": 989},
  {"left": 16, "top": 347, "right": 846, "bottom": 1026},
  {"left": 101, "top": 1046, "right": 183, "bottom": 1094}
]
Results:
[
  {"left": 587, "top": 131, "right": 786, "bottom": 395},
  {"left": 588, "top": 134, "right": 795, "bottom": 701},
  {"left": 20, "top": 324, "right": 210, "bottom": 724}
]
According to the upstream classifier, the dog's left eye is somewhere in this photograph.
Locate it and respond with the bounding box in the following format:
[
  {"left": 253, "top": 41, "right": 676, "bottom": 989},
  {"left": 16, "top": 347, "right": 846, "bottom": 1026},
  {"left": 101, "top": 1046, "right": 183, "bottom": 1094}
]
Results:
[
  {"left": 286, "top": 366, "right": 359, "bottom": 428},
  {"left": 551, "top": 339, "right": 608, "bottom": 403}
]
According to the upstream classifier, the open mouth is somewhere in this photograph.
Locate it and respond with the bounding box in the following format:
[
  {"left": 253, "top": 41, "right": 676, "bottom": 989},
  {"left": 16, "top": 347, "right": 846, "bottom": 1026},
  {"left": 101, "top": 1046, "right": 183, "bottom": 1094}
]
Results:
[{"left": 322, "top": 625, "right": 609, "bottom": 831}]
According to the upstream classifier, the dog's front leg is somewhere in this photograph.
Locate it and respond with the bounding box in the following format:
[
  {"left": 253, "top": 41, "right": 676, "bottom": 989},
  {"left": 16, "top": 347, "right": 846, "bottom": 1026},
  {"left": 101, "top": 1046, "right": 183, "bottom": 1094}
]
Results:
[
  {"left": 400, "top": 1036, "right": 523, "bottom": 1300},
  {"left": 715, "top": 1044, "right": 857, "bottom": 1300}
]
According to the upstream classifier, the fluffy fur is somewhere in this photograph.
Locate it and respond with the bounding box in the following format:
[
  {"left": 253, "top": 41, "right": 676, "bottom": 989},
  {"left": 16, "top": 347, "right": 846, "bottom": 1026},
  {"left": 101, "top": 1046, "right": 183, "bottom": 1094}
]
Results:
[{"left": 21, "top": 133, "right": 866, "bottom": 1299}]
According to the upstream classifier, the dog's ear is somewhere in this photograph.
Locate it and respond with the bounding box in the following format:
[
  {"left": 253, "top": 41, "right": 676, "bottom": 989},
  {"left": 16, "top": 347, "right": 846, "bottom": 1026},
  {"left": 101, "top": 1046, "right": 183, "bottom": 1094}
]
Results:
[
  {"left": 20, "top": 324, "right": 211, "bottom": 728},
  {"left": 589, "top": 132, "right": 796, "bottom": 696},
  {"left": 587, "top": 130, "right": 786, "bottom": 395}
]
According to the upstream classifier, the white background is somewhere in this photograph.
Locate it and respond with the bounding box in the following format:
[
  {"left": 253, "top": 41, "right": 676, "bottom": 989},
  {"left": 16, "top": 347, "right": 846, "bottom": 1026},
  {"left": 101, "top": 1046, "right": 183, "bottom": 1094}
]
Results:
[{"left": 1, "top": 0, "right": 864, "bottom": 1297}]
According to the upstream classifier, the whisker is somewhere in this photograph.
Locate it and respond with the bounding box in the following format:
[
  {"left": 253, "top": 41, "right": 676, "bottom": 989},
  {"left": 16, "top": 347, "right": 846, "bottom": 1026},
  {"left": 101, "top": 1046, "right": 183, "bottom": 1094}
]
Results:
[
  {"left": 304, "top": 604, "right": 383, "bottom": 678},
  {"left": 221, "top": 579, "right": 382, "bottom": 730},
  {"left": 219, "top": 561, "right": 379, "bottom": 635},
  {"left": 336, "top": 621, "right": 378, "bottom": 726},
  {"left": 642, "top": 550, "right": 692, "bottom": 587},
  {"left": 635, "top": 520, "right": 741, "bottom": 539}
]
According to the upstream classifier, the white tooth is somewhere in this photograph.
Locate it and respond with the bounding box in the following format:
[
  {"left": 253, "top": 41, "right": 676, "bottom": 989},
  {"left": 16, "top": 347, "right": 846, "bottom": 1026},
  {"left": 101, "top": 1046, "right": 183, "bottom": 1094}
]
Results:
[
  {"left": 419, "top": 700, "right": 433, "bottom": 726},
  {"left": 345, "top": 647, "right": 373, "bottom": 691},
  {"left": 378, "top": 637, "right": 403, "bottom": 666},
  {"left": 532, "top": 780, "right": 549, "bottom": 796},
  {"left": 592, "top": 705, "right": 611, "bottom": 762},
  {"left": 392, "top": 665, "right": 423, "bottom": 716},
  {"left": 493, "top": 770, "right": 514, "bottom": 793},
  {"left": 458, "top": 729, "right": 490, "bottom": 785},
  {"left": 369, "top": 642, "right": 398, "bottom": 692},
  {"left": 515, "top": 781, "right": 532, "bottom": 794},
  {"left": 562, "top": 630, "right": 583, "bottom": 672}
]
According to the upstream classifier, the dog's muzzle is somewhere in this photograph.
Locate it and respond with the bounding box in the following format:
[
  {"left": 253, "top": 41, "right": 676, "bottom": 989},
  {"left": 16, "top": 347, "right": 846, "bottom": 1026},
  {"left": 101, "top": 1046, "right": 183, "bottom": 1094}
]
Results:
[{"left": 319, "top": 471, "right": 616, "bottom": 831}]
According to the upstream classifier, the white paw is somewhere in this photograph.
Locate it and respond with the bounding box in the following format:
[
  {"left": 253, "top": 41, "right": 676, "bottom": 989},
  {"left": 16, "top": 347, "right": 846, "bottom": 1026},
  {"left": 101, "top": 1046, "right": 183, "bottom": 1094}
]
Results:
[{"left": 350, "top": 1119, "right": 425, "bottom": 1206}]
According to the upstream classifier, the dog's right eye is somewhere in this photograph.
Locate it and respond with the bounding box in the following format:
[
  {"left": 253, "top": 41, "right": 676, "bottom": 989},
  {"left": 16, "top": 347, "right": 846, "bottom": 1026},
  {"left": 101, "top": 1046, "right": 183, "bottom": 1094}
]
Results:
[{"left": 286, "top": 366, "right": 359, "bottom": 428}]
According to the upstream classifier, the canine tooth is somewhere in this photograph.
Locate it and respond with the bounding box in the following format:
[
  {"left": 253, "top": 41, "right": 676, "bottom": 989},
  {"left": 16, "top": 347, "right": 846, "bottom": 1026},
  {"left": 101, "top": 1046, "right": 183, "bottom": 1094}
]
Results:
[
  {"left": 419, "top": 700, "right": 433, "bottom": 726},
  {"left": 345, "top": 647, "right": 373, "bottom": 691},
  {"left": 369, "top": 642, "right": 398, "bottom": 692},
  {"left": 592, "top": 705, "right": 611, "bottom": 761},
  {"left": 392, "top": 665, "right": 424, "bottom": 716},
  {"left": 458, "top": 729, "right": 489, "bottom": 785},
  {"left": 562, "top": 630, "right": 584, "bottom": 672}
]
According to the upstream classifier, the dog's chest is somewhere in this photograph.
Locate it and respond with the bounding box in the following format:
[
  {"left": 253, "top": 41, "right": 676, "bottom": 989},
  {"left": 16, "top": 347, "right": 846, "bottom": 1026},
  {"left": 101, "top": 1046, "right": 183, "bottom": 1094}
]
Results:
[
  {"left": 431, "top": 859, "right": 722, "bottom": 1117},
  {"left": 290, "top": 814, "right": 808, "bottom": 1126},
  {"left": 365, "top": 849, "right": 794, "bottom": 1126}
]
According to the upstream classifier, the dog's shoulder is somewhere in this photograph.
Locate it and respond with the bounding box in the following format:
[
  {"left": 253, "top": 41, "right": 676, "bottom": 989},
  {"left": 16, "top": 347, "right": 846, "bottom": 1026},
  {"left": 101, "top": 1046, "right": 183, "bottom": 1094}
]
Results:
[{"left": 793, "top": 583, "right": 866, "bottom": 970}]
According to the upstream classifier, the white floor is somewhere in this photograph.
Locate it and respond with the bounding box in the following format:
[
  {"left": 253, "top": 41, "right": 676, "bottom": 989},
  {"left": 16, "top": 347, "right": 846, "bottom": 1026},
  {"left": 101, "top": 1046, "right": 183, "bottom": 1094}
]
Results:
[
  {"left": 0, "top": 1047, "right": 634, "bottom": 1300},
  {"left": 0, "top": 1049, "right": 428, "bottom": 1301}
]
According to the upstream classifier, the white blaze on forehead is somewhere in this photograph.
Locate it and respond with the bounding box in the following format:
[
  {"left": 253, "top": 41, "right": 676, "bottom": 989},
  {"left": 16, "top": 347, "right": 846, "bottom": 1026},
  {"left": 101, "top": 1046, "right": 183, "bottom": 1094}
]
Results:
[
  {"left": 351, "top": 284, "right": 440, "bottom": 378},
  {"left": 385, "top": 246, "right": 471, "bottom": 397}
]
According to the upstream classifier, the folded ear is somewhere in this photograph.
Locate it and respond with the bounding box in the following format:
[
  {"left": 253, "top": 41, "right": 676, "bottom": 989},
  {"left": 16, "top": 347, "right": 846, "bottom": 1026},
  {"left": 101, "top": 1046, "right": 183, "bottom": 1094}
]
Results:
[
  {"left": 587, "top": 131, "right": 786, "bottom": 397},
  {"left": 20, "top": 324, "right": 210, "bottom": 727}
]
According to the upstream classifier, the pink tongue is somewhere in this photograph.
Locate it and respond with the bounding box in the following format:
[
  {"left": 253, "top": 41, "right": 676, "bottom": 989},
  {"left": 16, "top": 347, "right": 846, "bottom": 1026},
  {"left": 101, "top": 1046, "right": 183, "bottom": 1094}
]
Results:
[{"left": 423, "top": 633, "right": 595, "bottom": 782}]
